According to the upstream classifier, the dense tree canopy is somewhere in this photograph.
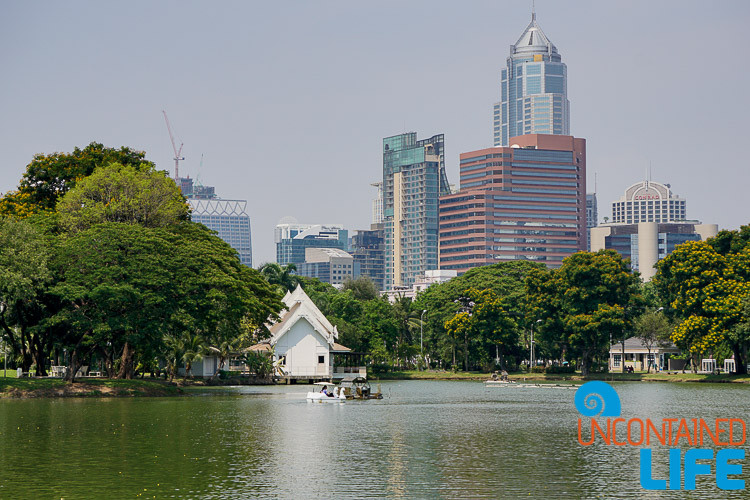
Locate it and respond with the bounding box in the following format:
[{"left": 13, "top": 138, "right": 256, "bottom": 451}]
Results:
[
  {"left": 0, "top": 142, "right": 155, "bottom": 217},
  {"left": 51, "top": 222, "right": 283, "bottom": 379},
  {"left": 526, "top": 250, "right": 642, "bottom": 375},
  {"left": 56, "top": 163, "right": 189, "bottom": 232},
  {"left": 653, "top": 229, "right": 750, "bottom": 373}
]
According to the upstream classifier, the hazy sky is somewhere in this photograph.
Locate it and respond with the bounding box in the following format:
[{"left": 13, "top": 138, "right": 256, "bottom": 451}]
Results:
[{"left": 2, "top": 1, "right": 748, "bottom": 265}]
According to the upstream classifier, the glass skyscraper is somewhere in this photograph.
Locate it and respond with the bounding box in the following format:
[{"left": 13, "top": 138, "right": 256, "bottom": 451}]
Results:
[
  {"left": 383, "top": 132, "right": 450, "bottom": 289},
  {"left": 493, "top": 12, "right": 570, "bottom": 146},
  {"left": 177, "top": 177, "right": 253, "bottom": 267}
]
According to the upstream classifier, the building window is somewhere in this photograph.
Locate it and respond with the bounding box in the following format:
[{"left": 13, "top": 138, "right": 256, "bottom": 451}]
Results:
[
  {"left": 318, "top": 355, "right": 325, "bottom": 364},
  {"left": 613, "top": 354, "right": 621, "bottom": 368}
]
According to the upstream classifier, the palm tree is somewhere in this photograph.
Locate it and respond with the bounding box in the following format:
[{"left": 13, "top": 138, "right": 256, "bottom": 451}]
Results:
[
  {"left": 181, "top": 333, "right": 205, "bottom": 380},
  {"left": 258, "top": 262, "right": 301, "bottom": 293},
  {"left": 162, "top": 333, "right": 184, "bottom": 382}
]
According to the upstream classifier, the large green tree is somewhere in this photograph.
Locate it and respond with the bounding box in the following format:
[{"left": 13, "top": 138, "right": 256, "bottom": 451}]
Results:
[
  {"left": 0, "top": 142, "right": 155, "bottom": 217},
  {"left": 653, "top": 235, "right": 750, "bottom": 373},
  {"left": 526, "top": 250, "right": 642, "bottom": 376},
  {"left": 51, "top": 222, "right": 283, "bottom": 380},
  {"left": 0, "top": 217, "right": 54, "bottom": 374},
  {"left": 414, "top": 261, "right": 543, "bottom": 369},
  {"left": 56, "top": 162, "right": 189, "bottom": 232}
]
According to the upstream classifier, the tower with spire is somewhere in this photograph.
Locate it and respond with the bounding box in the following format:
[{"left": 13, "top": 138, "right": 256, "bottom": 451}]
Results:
[{"left": 493, "top": 9, "right": 570, "bottom": 146}]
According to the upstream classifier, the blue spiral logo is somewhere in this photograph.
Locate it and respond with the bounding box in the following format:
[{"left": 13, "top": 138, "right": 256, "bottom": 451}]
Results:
[{"left": 574, "top": 381, "right": 621, "bottom": 417}]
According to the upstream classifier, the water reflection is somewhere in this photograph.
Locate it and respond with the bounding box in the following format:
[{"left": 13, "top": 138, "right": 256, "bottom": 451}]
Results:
[{"left": 0, "top": 381, "right": 747, "bottom": 498}]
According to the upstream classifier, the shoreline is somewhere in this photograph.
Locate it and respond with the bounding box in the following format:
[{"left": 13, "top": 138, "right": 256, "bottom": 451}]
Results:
[
  {"left": 372, "top": 370, "right": 750, "bottom": 384},
  {"left": 3, "top": 370, "right": 750, "bottom": 398},
  {"left": 0, "top": 378, "right": 183, "bottom": 398}
]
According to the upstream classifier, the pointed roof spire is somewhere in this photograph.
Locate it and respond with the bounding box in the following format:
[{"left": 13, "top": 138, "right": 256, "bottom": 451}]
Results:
[
  {"left": 512, "top": 7, "right": 558, "bottom": 56},
  {"left": 532, "top": 0, "right": 536, "bottom": 21}
]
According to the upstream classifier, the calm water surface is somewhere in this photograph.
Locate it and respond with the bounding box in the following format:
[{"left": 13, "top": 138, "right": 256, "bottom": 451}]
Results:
[{"left": 0, "top": 381, "right": 748, "bottom": 499}]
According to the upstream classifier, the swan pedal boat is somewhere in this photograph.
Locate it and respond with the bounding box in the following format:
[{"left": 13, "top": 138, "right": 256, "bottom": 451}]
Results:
[{"left": 306, "top": 391, "right": 347, "bottom": 402}]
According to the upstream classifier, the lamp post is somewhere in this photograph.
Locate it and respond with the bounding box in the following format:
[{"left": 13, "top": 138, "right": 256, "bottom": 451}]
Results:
[
  {"left": 420, "top": 309, "right": 427, "bottom": 367},
  {"left": 530, "top": 319, "right": 542, "bottom": 369},
  {"left": 0, "top": 302, "right": 5, "bottom": 378}
]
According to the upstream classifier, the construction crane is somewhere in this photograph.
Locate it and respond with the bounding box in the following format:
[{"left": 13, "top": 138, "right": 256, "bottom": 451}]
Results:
[{"left": 162, "top": 110, "right": 184, "bottom": 180}]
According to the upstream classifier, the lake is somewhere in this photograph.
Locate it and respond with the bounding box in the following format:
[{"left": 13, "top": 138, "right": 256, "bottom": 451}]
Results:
[{"left": 0, "top": 380, "right": 747, "bottom": 498}]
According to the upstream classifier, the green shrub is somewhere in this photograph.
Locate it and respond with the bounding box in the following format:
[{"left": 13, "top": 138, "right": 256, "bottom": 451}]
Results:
[{"left": 545, "top": 365, "right": 575, "bottom": 374}]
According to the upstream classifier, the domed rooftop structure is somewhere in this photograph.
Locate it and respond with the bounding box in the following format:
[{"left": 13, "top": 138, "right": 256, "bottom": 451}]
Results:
[{"left": 512, "top": 12, "right": 558, "bottom": 56}]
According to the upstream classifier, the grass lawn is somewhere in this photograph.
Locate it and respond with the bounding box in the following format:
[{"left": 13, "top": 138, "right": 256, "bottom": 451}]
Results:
[{"left": 0, "top": 377, "right": 182, "bottom": 397}]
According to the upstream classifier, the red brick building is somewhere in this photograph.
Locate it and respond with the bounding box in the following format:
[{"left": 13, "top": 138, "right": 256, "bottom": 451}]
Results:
[{"left": 439, "top": 134, "right": 586, "bottom": 273}]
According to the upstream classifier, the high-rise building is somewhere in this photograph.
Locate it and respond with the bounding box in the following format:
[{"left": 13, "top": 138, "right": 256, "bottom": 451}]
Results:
[
  {"left": 611, "top": 180, "right": 686, "bottom": 224},
  {"left": 591, "top": 180, "right": 709, "bottom": 280},
  {"left": 177, "top": 177, "right": 253, "bottom": 267},
  {"left": 371, "top": 182, "right": 383, "bottom": 224},
  {"left": 493, "top": 12, "right": 570, "bottom": 146},
  {"left": 383, "top": 132, "right": 450, "bottom": 289},
  {"left": 275, "top": 221, "right": 348, "bottom": 266},
  {"left": 351, "top": 223, "right": 385, "bottom": 291},
  {"left": 591, "top": 222, "right": 717, "bottom": 281},
  {"left": 439, "top": 134, "right": 586, "bottom": 274},
  {"left": 296, "top": 248, "right": 359, "bottom": 286},
  {"left": 586, "top": 193, "right": 598, "bottom": 251}
]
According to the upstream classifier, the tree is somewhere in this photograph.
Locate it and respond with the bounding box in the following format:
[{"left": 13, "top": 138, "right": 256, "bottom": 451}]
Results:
[
  {"left": 443, "top": 288, "right": 517, "bottom": 371},
  {"left": 414, "top": 261, "right": 543, "bottom": 369},
  {"left": 56, "top": 162, "right": 189, "bottom": 232},
  {"left": 634, "top": 310, "right": 672, "bottom": 373},
  {"left": 654, "top": 236, "right": 750, "bottom": 374},
  {"left": 258, "top": 262, "right": 301, "bottom": 294},
  {"left": 181, "top": 333, "right": 205, "bottom": 380},
  {"left": 0, "top": 217, "right": 54, "bottom": 374},
  {"left": 526, "top": 251, "right": 642, "bottom": 376},
  {"left": 0, "top": 142, "right": 155, "bottom": 217},
  {"left": 342, "top": 276, "right": 379, "bottom": 301},
  {"left": 51, "top": 222, "right": 283, "bottom": 380}
]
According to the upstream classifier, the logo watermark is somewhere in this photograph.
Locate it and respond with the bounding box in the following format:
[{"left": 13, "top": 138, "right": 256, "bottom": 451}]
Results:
[{"left": 574, "top": 381, "right": 746, "bottom": 491}]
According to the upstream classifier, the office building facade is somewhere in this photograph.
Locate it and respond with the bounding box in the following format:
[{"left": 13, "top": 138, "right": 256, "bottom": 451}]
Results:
[
  {"left": 296, "top": 248, "right": 360, "bottom": 286},
  {"left": 493, "top": 12, "right": 570, "bottom": 146},
  {"left": 439, "top": 134, "right": 586, "bottom": 274},
  {"left": 590, "top": 222, "right": 718, "bottom": 281},
  {"left": 611, "top": 180, "right": 686, "bottom": 224},
  {"left": 383, "top": 132, "right": 450, "bottom": 289},
  {"left": 592, "top": 180, "right": 713, "bottom": 280},
  {"left": 275, "top": 222, "right": 348, "bottom": 266},
  {"left": 351, "top": 223, "right": 385, "bottom": 291},
  {"left": 177, "top": 177, "right": 253, "bottom": 267}
]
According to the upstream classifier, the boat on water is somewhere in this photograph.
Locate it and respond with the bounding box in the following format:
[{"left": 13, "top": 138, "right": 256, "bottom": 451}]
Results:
[
  {"left": 306, "top": 383, "right": 347, "bottom": 402},
  {"left": 306, "top": 377, "right": 383, "bottom": 401}
]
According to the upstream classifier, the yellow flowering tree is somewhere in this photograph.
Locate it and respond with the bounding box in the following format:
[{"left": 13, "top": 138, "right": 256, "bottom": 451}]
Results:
[
  {"left": 0, "top": 142, "right": 155, "bottom": 218},
  {"left": 654, "top": 234, "right": 750, "bottom": 373}
]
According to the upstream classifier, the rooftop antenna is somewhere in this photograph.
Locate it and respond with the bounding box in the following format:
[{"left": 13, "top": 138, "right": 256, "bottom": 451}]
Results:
[
  {"left": 162, "top": 110, "right": 184, "bottom": 180},
  {"left": 532, "top": 0, "right": 536, "bottom": 21}
]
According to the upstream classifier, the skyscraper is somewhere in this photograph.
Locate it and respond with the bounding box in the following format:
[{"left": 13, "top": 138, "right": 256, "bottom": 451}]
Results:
[
  {"left": 493, "top": 12, "right": 570, "bottom": 146},
  {"left": 351, "top": 223, "right": 385, "bottom": 291},
  {"left": 439, "top": 134, "right": 586, "bottom": 273},
  {"left": 590, "top": 180, "right": 710, "bottom": 281},
  {"left": 177, "top": 176, "right": 253, "bottom": 267},
  {"left": 611, "top": 180, "right": 686, "bottom": 224},
  {"left": 383, "top": 132, "right": 450, "bottom": 289}
]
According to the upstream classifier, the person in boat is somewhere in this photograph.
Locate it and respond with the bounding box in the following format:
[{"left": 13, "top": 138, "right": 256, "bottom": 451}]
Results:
[{"left": 320, "top": 385, "right": 329, "bottom": 396}]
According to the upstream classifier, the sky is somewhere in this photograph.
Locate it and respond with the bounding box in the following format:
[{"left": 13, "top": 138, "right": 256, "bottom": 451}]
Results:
[{"left": 2, "top": 0, "right": 749, "bottom": 266}]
